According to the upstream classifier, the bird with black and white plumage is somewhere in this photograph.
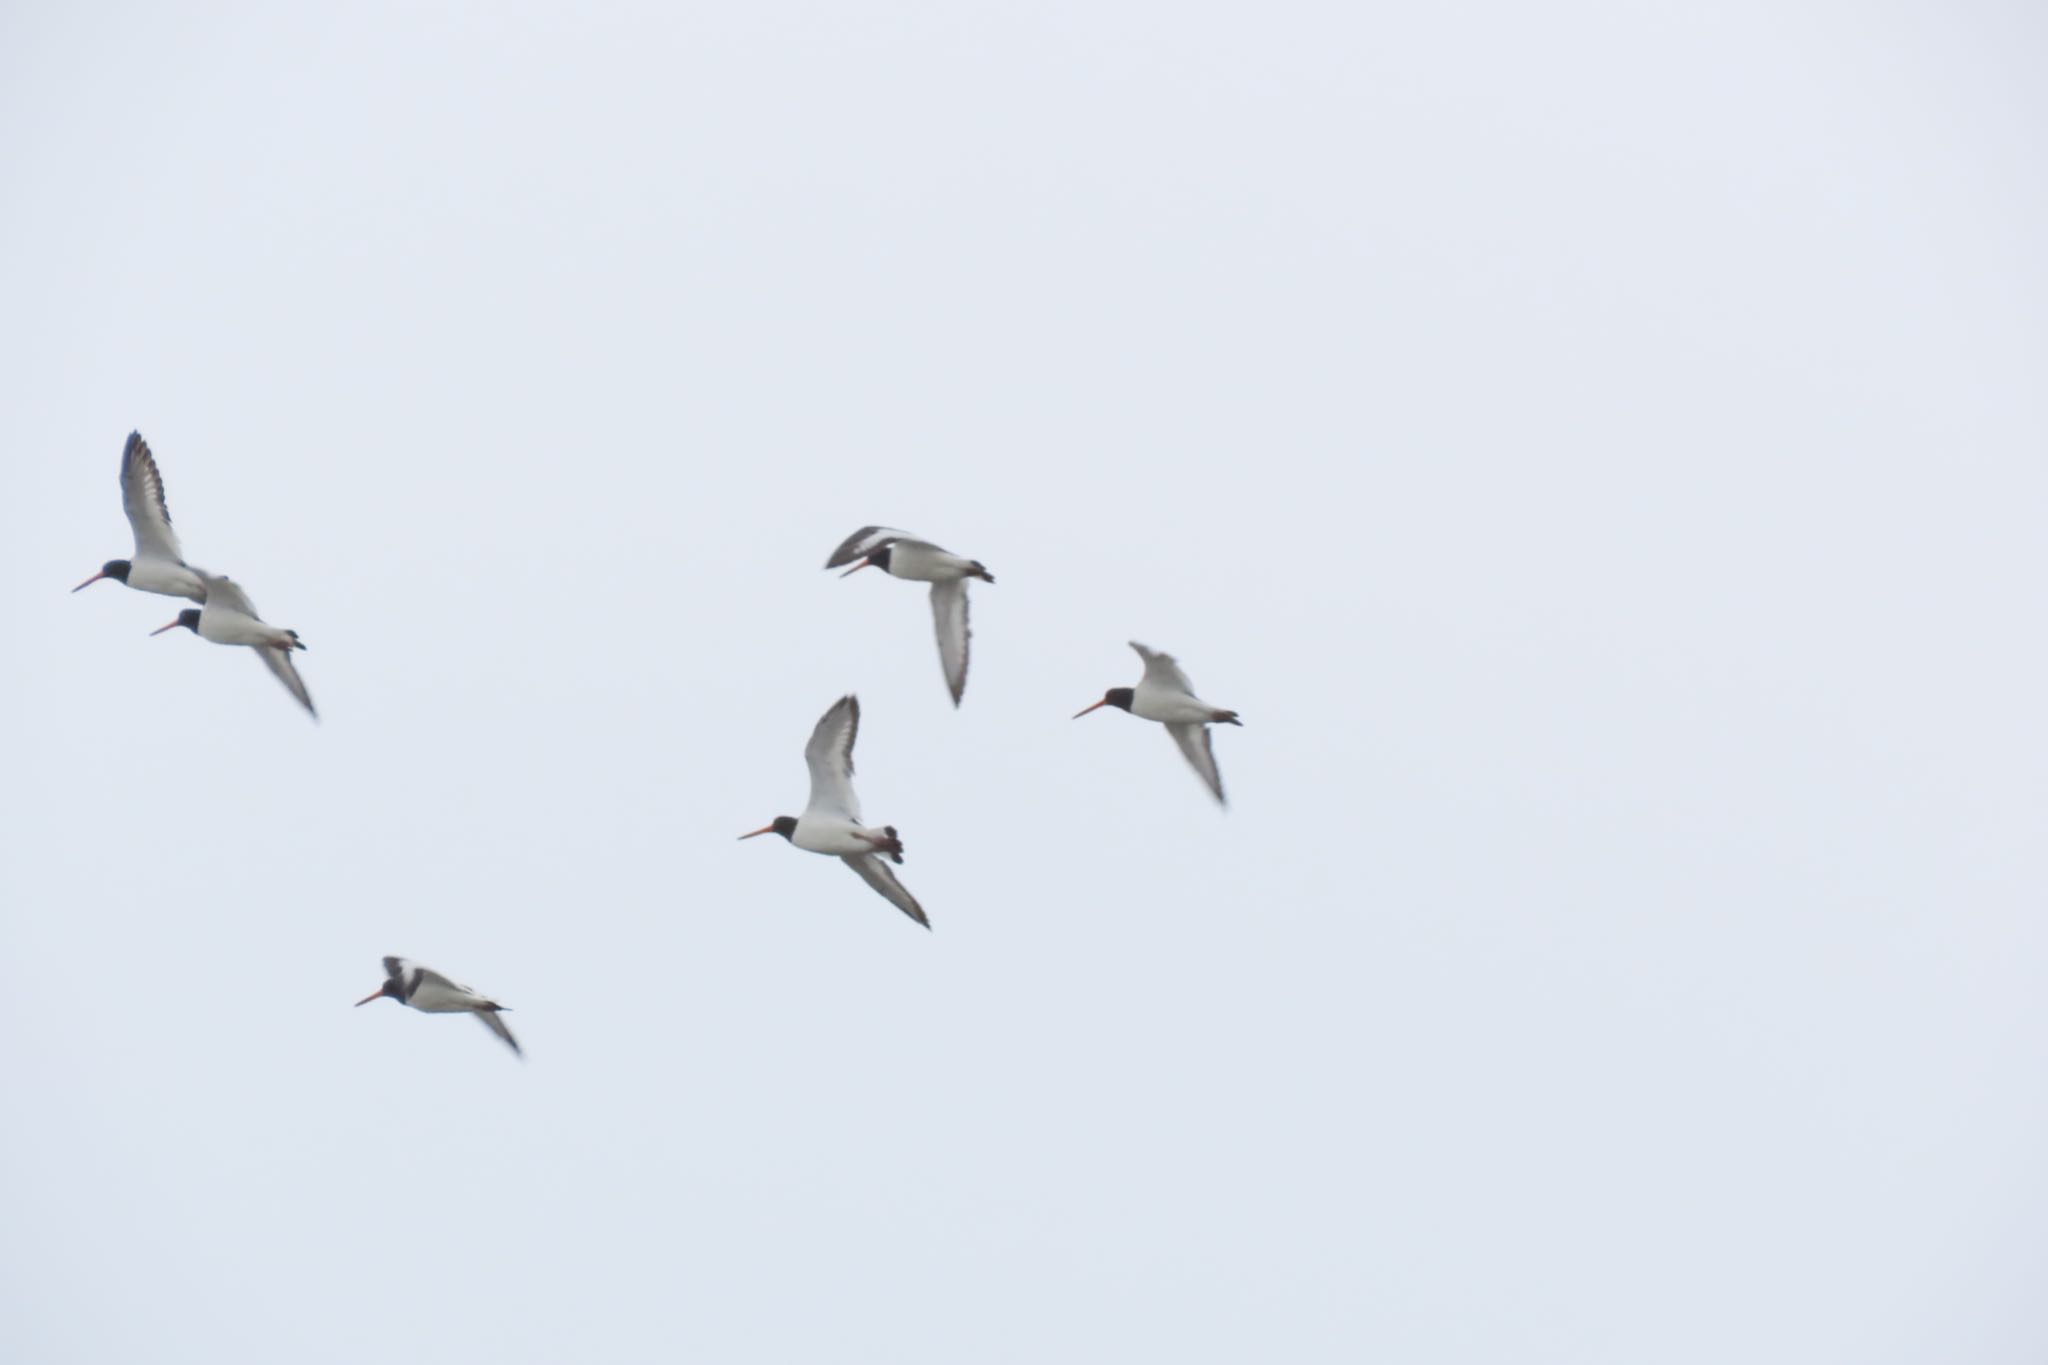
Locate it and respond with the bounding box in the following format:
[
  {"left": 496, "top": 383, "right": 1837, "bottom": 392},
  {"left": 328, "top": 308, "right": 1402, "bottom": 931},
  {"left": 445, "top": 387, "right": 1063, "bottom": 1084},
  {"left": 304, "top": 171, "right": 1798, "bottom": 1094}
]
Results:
[
  {"left": 73, "top": 431, "right": 209, "bottom": 602},
  {"left": 741, "top": 694, "right": 929, "bottom": 928},
  {"left": 825, "top": 526, "right": 994, "bottom": 707},
  {"left": 1074, "top": 642, "right": 1243, "bottom": 806},
  {"left": 355, "top": 957, "right": 521, "bottom": 1057},
  {"left": 150, "top": 573, "right": 315, "bottom": 718}
]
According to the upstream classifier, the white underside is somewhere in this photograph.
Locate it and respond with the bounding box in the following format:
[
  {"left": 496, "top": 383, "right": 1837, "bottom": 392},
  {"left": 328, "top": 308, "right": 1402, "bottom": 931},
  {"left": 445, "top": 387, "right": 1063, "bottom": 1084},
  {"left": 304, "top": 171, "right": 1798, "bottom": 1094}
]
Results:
[
  {"left": 885, "top": 542, "right": 975, "bottom": 583},
  {"left": 129, "top": 555, "right": 207, "bottom": 601},
  {"left": 1131, "top": 684, "right": 1221, "bottom": 725},
  {"left": 199, "top": 607, "right": 292, "bottom": 649},
  {"left": 407, "top": 979, "right": 486, "bottom": 1013},
  {"left": 793, "top": 813, "right": 887, "bottom": 856}
]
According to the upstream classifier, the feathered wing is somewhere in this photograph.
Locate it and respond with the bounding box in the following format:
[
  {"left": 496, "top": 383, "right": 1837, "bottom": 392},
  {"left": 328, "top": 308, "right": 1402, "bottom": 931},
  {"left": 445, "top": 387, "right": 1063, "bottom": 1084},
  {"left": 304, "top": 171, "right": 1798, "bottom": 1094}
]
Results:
[
  {"left": 257, "top": 647, "right": 317, "bottom": 718},
  {"left": 1167, "top": 722, "right": 1227, "bottom": 806},
  {"left": 200, "top": 573, "right": 263, "bottom": 620},
  {"left": 1130, "top": 641, "right": 1196, "bottom": 696},
  {"left": 842, "top": 853, "right": 930, "bottom": 928},
  {"left": 474, "top": 1009, "right": 523, "bottom": 1058},
  {"left": 929, "top": 579, "right": 971, "bottom": 706},
  {"left": 120, "top": 431, "right": 185, "bottom": 562},
  {"left": 802, "top": 695, "right": 862, "bottom": 821},
  {"left": 823, "top": 526, "right": 911, "bottom": 569}
]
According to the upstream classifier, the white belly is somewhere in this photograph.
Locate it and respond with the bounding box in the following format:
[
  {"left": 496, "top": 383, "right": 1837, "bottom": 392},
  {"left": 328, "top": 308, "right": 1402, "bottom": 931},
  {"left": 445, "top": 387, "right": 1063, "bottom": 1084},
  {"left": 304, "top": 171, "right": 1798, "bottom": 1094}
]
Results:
[
  {"left": 129, "top": 556, "right": 206, "bottom": 601},
  {"left": 886, "top": 542, "right": 971, "bottom": 583},
  {"left": 1132, "top": 686, "right": 1217, "bottom": 725},
  {"left": 406, "top": 978, "right": 481, "bottom": 1012},
  {"left": 200, "top": 609, "right": 286, "bottom": 649},
  {"left": 793, "top": 815, "right": 878, "bottom": 856}
]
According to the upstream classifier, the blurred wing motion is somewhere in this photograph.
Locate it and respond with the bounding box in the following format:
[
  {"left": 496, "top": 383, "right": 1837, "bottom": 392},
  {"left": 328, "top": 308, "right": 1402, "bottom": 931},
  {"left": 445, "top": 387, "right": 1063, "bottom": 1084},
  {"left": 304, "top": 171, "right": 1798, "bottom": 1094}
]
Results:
[
  {"left": 929, "top": 579, "right": 970, "bottom": 706},
  {"left": 121, "top": 431, "right": 185, "bottom": 562},
  {"left": 258, "top": 647, "right": 316, "bottom": 717},
  {"left": 803, "top": 694, "right": 862, "bottom": 821},
  {"left": 842, "top": 853, "right": 929, "bottom": 928},
  {"left": 1131, "top": 641, "right": 1195, "bottom": 697},
  {"left": 823, "top": 526, "right": 909, "bottom": 569},
  {"left": 1167, "top": 722, "right": 1226, "bottom": 806},
  {"left": 200, "top": 573, "right": 262, "bottom": 619},
  {"left": 474, "top": 1009, "right": 523, "bottom": 1057}
]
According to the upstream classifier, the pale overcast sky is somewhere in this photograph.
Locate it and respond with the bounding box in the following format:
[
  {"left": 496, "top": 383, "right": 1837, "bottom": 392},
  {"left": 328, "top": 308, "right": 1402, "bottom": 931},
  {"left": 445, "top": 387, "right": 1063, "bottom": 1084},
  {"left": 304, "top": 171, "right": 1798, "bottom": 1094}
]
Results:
[{"left": 4, "top": 3, "right": 2046, "bottom": 1361}]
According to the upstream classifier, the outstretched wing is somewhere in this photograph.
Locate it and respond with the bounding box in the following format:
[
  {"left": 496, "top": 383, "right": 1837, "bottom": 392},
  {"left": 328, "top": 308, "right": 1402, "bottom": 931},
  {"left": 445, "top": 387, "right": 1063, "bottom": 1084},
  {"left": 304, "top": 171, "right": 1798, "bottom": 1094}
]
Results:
[
  {"left": 1167, "top": 722, "right": 1227, "bottom": 806},
  {"left": 120, "top": 431, "right": 184, "bottom": 562},
  {"left": 930, "top": 579, "right": 971, "bottom": 706},
  {"left": 823, "top": 526, "right": 911, "bottom": 569},
  {"left": 1130, "top": 641, "right": 1196, "bottom": 696},
  {"left": 257, "top": 646, "right": 317, "bottom": 719},
  {"left": 842, "top": 853, "right": 930, "bottom": 928},
  {"left": 200, "top": 573, "right": 263, "bottom": 620},
  {"left": 802, "top": 694, "right": 862, "bottom": 821},
  {"left": 474, "top": 1009, "right": 523, "bottom": 1058}
]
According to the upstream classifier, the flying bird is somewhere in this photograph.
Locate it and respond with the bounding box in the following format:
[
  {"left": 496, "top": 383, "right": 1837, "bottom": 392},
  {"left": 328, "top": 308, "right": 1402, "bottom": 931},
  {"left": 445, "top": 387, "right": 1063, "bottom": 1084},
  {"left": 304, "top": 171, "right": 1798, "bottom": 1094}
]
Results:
[
  {"left": 150, "top": 573, "right": 316, "bottom": 718},
  {"left": 73, "top": 431, "right": 208, "bottom": 601},
  {"left": 741, "top": 694, "right": 929, "bottom": 928},
  {"left": 355, "top": 957, "right": 521, "bottom": 1057},
  {"left": 825, "top": 526, "right": 994, "bottom": 706},
  {"left": 1075, "top": 641, "right": 1243, "bottom": 805}
]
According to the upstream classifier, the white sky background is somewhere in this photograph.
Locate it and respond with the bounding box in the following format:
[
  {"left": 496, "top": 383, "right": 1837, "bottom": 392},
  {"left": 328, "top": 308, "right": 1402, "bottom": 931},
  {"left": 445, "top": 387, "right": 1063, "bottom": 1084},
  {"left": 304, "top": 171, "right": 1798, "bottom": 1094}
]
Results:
[{"left": 2, "top": 1, "right": 2045, "bottom": 1360}]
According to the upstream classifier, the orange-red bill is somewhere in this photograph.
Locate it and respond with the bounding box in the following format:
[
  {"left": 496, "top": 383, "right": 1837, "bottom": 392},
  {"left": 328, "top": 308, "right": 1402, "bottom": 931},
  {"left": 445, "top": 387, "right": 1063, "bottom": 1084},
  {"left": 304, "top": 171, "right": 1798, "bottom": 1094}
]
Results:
[
  {"left": 72, "top": 570, "right": 108, "bottom": 593},
  {"left": 149, "top": 619, "right": 184, "bottom": 636},
  {"left": 738, "top": 825, "right": 779, "bottom": 840},
  {"left": 1072, "top": 699, "right": 1109, "bottom": 718}
]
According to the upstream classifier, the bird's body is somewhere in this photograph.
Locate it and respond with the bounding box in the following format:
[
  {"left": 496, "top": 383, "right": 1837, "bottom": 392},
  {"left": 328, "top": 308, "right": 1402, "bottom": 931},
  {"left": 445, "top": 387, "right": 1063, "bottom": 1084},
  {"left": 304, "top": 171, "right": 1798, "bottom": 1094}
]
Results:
[
  {"left": 742, "top": 694, "right": 927, "bottom": 927},
  {"left": 356, "top": 956, "right": 521, "bottom": 1056},
  {"left": 1075, "top": 642, "right": 1242, "bottom": 805},
  {"left": 152, "top": 573, "right": 316, "bottom": 718},
  {"left": 74, "top": 432, "right": 208, "bottom": 601},
  {"left": 825, "top": 526, "right": 993, "bottom": 706}
]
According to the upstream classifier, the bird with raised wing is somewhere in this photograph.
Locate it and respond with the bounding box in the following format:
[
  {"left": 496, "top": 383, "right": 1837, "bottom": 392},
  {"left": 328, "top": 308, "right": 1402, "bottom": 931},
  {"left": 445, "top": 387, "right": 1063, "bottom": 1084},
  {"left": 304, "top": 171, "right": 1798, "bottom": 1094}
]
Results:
[
  {"left": 355, "top": 957, "right": 521, "bottom": 1057},
  {"left": 1075, "top": 641, "right": 1243, "bottom": 805},
  {"left": 73, "top": 431, "right": 208, "bottom": 601},
  {"left": 150, "top": 573, "right": 315, "bottom": 718},
  {"left": 741, "top": 694, "right": 929, "bottom": 928},
  {"left": 825, "top": 526, "right": 994, "bottom": 706}
]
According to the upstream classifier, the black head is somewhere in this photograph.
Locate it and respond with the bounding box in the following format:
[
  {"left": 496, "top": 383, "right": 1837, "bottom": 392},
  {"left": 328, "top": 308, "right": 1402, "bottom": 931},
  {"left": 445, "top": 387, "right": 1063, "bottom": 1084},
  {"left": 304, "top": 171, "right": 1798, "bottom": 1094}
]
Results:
[
  {"left": 150, "top": 608, "right": 202, "bottom": 637},
  {"left": 740, "top": 815, "right": 799, "bottom": 842},
  {"left": 868, "top": 545, "right": 894, "bottom": 572},
  {"left": 1073, "top": 687, "right": 1135, "bottom": 719},
  {"left": 353, "top": 978, "right": 399, "bottom": 1007},
  {"left": 72, "top": 559, "right": 131, "bottom": 592}
]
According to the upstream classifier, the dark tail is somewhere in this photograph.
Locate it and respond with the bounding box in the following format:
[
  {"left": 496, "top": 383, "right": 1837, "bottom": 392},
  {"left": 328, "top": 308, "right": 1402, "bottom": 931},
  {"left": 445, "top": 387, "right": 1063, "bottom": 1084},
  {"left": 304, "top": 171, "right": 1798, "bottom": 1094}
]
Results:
[
  {"left": 969, "top": 562, "right": 995, "bottom": 584},
  {"left": 1215, "top": 710, "right": 1242, "bottom": 726},
  {"left": 285, "top": 629, "right": 307, "bottom": 651},
  {"left": 878, "top": 825, "right": 905, "bottom": 864}
]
